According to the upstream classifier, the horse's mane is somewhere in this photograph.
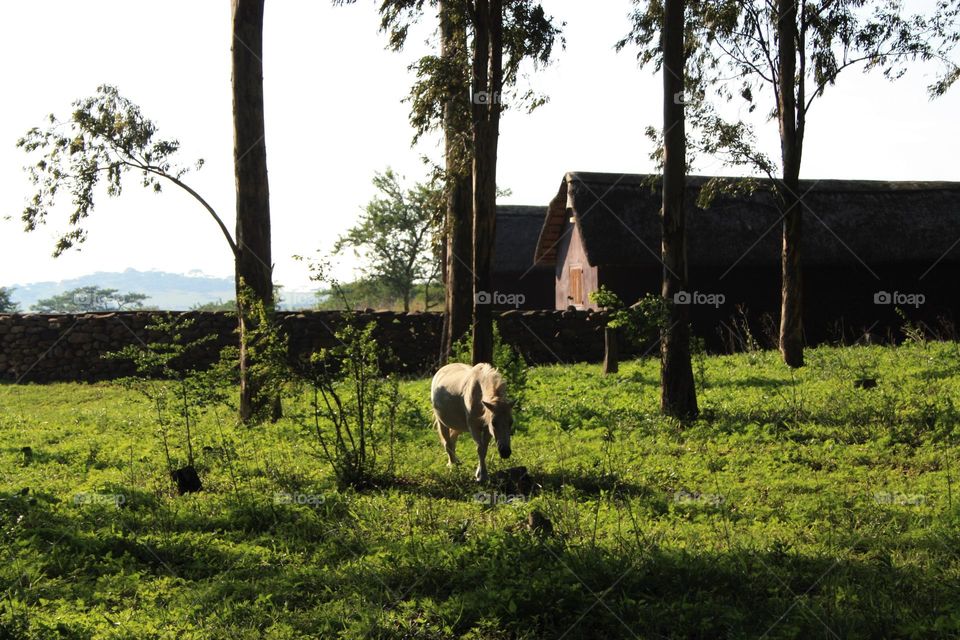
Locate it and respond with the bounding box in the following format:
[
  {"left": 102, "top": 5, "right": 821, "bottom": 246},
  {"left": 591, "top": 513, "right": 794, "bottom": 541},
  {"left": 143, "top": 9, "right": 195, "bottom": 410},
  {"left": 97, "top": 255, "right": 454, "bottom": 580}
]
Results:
[{"left": 474, "top": 363, "right": 506, "bottom": 400}]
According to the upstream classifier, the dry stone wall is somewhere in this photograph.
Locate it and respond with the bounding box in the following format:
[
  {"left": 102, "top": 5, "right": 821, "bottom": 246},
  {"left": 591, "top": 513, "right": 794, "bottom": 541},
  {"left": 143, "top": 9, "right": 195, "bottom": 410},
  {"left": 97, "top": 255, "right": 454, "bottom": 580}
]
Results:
[{"left": 0, "top": 309, "right": 618, "bottom": 383}]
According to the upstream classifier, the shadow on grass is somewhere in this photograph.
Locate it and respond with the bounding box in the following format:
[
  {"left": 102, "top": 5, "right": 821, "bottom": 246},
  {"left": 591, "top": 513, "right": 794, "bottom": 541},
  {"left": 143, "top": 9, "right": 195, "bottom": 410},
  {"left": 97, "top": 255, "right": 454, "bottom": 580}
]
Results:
[
  {"left": 346, "top": 533, "right": 955, "bottom": 639},
  {"left": 5, "top": 485, "right": 958, "bottom": 639},
  {"left": 375, "top": 467, "right": 655, "bottom": 503}
]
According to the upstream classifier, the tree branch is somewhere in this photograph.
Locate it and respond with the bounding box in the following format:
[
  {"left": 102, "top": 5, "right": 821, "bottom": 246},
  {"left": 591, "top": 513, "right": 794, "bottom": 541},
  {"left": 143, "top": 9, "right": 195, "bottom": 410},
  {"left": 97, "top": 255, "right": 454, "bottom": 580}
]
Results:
[{"left": 132, "top": 163, "right": 239, "bottom": 257}]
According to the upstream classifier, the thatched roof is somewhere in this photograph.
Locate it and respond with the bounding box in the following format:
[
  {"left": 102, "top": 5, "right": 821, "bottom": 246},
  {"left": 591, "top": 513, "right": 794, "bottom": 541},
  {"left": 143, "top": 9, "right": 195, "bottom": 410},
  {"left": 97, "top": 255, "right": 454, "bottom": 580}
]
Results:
[
  {"left": 495, "top": 205, "right": 552, "bottom": 273},
  {"left": 534, "top": 172, "right": 960, "bottom": 268}
]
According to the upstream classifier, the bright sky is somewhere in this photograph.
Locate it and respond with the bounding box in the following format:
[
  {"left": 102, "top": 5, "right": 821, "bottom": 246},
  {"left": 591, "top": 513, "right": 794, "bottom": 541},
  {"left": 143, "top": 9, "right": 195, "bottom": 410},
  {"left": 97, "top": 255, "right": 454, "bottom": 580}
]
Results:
[{"left": 1, "top": 0, "right": 956, "bottom": 292}]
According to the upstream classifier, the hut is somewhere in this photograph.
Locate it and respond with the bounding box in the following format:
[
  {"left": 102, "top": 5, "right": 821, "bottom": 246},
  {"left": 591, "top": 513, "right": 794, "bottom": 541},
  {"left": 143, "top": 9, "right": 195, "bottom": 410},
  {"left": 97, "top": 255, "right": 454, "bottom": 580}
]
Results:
[
  {"left": 534, "top": 172, "right": 960, "bottom": 345},
  {"left": 491, "top": 205, "right": 554, "bottom": 309}
]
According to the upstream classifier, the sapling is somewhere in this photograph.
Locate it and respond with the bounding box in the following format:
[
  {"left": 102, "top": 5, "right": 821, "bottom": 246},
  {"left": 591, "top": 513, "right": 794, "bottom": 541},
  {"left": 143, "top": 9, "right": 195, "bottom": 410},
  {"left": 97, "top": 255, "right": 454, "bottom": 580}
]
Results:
[{"left": 107, "top": 315, "right": 230, "bottom": 494}]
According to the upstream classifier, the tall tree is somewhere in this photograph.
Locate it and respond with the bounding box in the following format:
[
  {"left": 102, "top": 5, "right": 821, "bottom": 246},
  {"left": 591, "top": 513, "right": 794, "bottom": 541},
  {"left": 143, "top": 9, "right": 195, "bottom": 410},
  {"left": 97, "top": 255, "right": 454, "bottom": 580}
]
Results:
[
  {"left": 232, "top": 0, "right": 277, "bottom": 422},
  {"left": 775, "top": 0, "right": 803, "bottom": 367},
  {"left": 15, "top": 86, "right": 276, "bottom": 416},
  {"left": 359, "top": 0, "right": 562, "bottom": 364},
  {"left": 660, "top": 0, "right": 698, "bottom": 418},
  {"left": 623, "top": 0, "right": 941, "bottom": 368},
  {"left": 470, "top": 0, "right": 503, "bottom": 365},
  {"left": 439, "top": 0, "right": 475, "bottom": 363}
]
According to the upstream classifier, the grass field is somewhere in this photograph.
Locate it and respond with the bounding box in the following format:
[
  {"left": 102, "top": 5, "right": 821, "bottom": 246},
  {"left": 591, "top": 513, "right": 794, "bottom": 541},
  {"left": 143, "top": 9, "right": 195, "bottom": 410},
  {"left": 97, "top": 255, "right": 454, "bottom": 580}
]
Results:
[{"left": 2, "top": 341, "right": 960, "bottom": 639}]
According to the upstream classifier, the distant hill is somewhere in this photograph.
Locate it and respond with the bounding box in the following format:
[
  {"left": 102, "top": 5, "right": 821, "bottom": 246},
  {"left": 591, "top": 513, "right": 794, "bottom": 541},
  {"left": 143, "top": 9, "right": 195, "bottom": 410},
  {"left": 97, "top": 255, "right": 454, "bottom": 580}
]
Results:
[
  {"left": 5, "top": 269, "right": 235, "bottom": 311},
  {"left": 3, "top": 269, "right": 313, "bottom": 312}
]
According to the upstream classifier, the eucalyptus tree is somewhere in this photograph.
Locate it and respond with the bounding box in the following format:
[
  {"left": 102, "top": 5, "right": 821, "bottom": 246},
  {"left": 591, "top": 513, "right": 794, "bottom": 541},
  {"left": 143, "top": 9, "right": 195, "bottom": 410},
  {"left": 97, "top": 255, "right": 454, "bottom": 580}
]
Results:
[
  {"left": 659, "top": 0, "right": 699, "bottom": 418},
  {"left": 232, "top": 0, "right": 278, "bottom": 422},
  {"left": 622, "top": 0, "right": 943, "bottom": 368},
  {"left": 342, "top": 0, "right": 561, "bottom": 364},
  {"left": 17, "top": 87, "right": 233, "bottom": 257},
  {"left": 438, "top": 0, "right": 474, "bottom": 361},
  {"left": 15, "top": 84, "right": 271, "bottom": 421},
  {"left": 383, "top": 0, "right": 473, "bottom": 360}
]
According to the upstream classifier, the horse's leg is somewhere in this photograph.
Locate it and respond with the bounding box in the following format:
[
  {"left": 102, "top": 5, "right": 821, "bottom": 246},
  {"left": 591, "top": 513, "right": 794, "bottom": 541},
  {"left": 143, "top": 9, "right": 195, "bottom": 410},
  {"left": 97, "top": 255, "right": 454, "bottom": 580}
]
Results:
[
  {"left": 436, "top": 416, "right": 461, "bottom": 466},
  {"left": 447, "top": 430, "right": 462, "bottom": 465},
  {"left": 474, "top": 429, "right": 490, "bottom": 483}
]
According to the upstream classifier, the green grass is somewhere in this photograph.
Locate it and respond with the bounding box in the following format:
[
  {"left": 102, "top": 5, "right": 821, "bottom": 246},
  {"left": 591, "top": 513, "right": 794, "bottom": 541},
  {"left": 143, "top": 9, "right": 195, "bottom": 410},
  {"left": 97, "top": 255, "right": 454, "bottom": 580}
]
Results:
[{"left": 2, "top": 341, "right": 960, "bottom": 638}]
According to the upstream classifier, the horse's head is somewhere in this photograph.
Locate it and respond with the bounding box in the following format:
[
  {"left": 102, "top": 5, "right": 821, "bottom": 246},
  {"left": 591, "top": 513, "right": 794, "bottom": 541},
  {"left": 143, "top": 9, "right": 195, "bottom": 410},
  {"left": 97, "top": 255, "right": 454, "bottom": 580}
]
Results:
[{"left": 481, "top": 397, "right": 515, "bottom": 459}]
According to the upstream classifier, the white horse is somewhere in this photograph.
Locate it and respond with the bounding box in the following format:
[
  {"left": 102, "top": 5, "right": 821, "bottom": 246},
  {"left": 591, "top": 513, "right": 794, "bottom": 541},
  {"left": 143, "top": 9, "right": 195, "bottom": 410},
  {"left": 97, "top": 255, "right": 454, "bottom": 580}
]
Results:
[{"left": 430, "top": 363, "right": 514, "bottom": 483}]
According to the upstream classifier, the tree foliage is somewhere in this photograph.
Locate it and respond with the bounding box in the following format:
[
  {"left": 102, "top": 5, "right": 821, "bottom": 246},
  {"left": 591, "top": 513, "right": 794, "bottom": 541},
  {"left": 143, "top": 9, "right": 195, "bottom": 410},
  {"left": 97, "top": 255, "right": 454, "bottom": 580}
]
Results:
[
  {"left": 924, "top": 0, "right": 960, "bottom": 96},
  {"left": 619, "top": 0, "right": 948, "bottom": 369},
  {"left": 333, "top": 169, "right": 443, "bottom": 312},
  {"left": 17, "top": 85, "right": 235, "bottom": 257},
  {"left": 0, "top": 288, "right": 19, "bottom": 313},
  {"left": 620, "top": 0, "right": 948, "bottom": 184},
  {"left": 32, "top": 286, "right": 149, "bottom": 313},
  {"left": 107, "top": 315, "right": 229, "bottom": 478},
  {"left": 338, "top": 0, "right": 563, "bottom": 111},
  {"left": 391, "top": 0, "right": 563, "bottom": 139},
  {"left": 313, "top": 278, "right": 444, "bottom": 311}
]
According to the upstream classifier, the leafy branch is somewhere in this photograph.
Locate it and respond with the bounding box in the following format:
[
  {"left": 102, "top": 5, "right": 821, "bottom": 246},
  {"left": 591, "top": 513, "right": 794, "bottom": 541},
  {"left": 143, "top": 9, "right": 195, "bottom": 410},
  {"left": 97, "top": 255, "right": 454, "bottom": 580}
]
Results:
[{"left": 16, "top": 85, "right": 237, "bottom": 257}]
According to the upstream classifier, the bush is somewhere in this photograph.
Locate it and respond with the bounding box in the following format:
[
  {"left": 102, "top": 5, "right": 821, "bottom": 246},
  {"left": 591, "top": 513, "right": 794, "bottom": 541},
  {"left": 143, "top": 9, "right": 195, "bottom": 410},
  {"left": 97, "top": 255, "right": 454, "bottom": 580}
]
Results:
[
  {"left": 589, "top": 286, "right": 664, "bottom": 347},
  {"left": 294, "top": 320, "right": 402, "bottom": 489},
  {"left": 105, "top": 315, "right": 230, "bottom": 490}
]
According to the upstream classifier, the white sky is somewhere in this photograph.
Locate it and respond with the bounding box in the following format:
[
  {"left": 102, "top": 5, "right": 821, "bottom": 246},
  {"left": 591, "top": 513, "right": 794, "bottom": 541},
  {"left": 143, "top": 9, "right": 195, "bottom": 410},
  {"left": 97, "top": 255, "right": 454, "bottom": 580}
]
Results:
[{"left": 1, "top": 0, "right": 956, "bottom": 292}]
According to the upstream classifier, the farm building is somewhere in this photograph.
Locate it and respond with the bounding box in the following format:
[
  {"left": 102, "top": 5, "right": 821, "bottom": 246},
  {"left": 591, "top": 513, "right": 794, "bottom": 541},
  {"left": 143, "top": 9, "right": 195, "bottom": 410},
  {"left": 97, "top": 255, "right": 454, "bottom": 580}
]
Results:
[
  {"left": 533, "top": 172, "right": 960, "bottom": 346},
  {"left": 491, "top": 205, "right": 553, "bottom": 309}
]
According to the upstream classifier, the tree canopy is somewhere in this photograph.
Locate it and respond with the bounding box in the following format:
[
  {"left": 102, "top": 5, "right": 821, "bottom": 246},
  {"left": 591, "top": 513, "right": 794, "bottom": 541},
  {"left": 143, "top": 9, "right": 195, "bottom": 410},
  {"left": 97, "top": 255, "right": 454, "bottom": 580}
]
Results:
[
  {"left": 620, "top": 0, "right": 949, "bottom": 183},
  {"left": 0, "top": 287, "right": 19, "bottom": 313},
  {"left": 333, "top": 169, "right": 443, "bottom": 312},
  {"left": 17, "top": 85, "right": 235, "bottom": 257},
  {"left": 31, "top": 286, "right": 149, "bottom": 313}
]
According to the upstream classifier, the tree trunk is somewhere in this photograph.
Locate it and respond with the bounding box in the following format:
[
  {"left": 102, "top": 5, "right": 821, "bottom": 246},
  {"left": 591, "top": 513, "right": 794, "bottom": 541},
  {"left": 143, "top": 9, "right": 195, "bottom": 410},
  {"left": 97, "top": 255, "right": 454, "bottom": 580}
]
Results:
[
  {"left": 660, "top": 0, "right": 698, "bottom": 419},
  {"left": 603, "top": 326, "right": 619, "bottom": 375},
  {"left": 232, "top": 0, "right": 278, "bottom": 422},
  {"left": 777, "top": 0, "right": 804, "bottom": 368},
  {"left": 440, "top": 0, "right": 474, "bottom": 362},
  {"left": 471, "top": 0, "right": 502, "bottom": 366}
]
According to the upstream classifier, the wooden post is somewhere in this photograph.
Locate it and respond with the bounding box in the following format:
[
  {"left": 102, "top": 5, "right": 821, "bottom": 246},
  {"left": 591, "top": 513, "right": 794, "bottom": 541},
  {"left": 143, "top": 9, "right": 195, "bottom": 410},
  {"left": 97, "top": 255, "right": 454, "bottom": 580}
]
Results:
[{"left": 603, "top": 326, "right": 619, "bottom": 375}]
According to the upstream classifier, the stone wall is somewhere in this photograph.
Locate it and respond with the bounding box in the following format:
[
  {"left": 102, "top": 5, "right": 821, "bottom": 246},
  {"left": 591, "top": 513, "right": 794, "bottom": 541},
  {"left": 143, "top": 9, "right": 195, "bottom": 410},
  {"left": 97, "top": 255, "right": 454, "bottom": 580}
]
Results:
[{"left": 0, "top": 309, "right": 616, "bottom": 383}]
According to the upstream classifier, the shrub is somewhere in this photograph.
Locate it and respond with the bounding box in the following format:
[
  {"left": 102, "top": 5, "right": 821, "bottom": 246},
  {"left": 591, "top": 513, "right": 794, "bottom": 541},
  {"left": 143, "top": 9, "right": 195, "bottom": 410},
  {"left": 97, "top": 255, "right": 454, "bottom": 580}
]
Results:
[
  {"left": 293, "top": 320, "right": 402, "bottom": 489},
  {"left": 106, "top": 315, "right": 229, "bottom": 490}
]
